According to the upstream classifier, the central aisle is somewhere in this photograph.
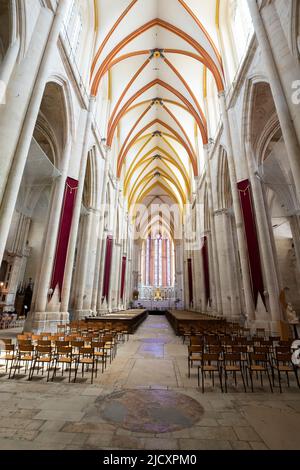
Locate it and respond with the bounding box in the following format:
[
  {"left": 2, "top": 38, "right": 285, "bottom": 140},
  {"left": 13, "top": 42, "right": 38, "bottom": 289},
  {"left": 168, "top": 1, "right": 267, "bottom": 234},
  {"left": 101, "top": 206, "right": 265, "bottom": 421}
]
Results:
[
  {"left": 0, "top": 314, "right": 300, "bottom": 450},
  {"left": 103, "top": 314, "right": 188, "bottom": 389}
]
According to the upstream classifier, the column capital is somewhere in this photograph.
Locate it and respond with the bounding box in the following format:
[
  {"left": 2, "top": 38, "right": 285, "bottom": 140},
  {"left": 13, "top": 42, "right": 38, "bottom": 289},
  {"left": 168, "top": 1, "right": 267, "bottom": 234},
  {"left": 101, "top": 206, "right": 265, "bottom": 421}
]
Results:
[{"left": 103, "top": 144, "right": 111, "bottom": 155}]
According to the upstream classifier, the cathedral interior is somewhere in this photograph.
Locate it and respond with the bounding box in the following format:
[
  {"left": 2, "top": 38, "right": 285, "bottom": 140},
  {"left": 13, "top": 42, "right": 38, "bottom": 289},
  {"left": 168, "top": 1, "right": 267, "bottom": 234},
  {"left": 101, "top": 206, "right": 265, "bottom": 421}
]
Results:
[{"left": 0, "top": 0, "right": 300, "bottom": 452}]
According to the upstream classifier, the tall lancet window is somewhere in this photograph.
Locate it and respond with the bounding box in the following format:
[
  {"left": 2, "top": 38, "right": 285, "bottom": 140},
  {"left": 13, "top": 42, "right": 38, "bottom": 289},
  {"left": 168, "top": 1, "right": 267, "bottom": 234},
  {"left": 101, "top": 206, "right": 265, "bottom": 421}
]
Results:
[
  {"left": 145, "top": 235, "right": 150, "bottom": 286},
  {"left": 229, "top": 0, "right": 253, "bottom": 62},
  {"left": 64, "top": 0, "right": 83, "bottom": 57},
  {"left": 154, "top": 234, "right": 162, "bottom": 286},
  {"left": 166, "top": 238, "right": 171, "bottom": 287},
  {"left": 144, "top": 234, "right": 174, "bottom": 287}
]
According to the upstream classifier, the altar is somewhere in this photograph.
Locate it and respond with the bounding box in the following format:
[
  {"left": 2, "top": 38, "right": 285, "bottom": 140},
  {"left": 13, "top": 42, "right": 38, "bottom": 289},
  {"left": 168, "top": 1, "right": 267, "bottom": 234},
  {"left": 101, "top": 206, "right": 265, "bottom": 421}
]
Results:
[
  {"left": 133, "top": 299, "right": 178, "bottom": 310},
  {"left": 135, "top": 285, "right": 183, "bottom": 310}
]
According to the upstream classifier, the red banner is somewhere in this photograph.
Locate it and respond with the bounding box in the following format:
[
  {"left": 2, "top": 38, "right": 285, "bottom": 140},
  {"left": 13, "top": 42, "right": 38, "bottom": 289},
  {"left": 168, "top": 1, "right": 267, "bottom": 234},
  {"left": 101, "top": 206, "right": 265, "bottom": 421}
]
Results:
[
  {"left": 237, "top": 179, "right": 265, "bottom": 307},
  {"left": 187, "top": 258, "right": 193, "bottom": 306},
  {"left": 102, "top": 235, "right": 113, "bottom": 300},
  {"left": 120, "top": 256, "right": 127, "bottom": 300},
  {"left": 202, "top": 236, "right": 210, "bottom": 306},
  {"left": 51, "top": 177, "right": 78, "bottom": 299}
]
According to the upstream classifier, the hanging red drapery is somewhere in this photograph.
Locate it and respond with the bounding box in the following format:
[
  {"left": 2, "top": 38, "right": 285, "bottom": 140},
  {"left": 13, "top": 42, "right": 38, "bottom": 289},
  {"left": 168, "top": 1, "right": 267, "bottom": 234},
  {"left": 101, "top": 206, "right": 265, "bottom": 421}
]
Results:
[
  {"left": 102, "top": 235, "right": 113, "bottom": 300},
  {"left": 237, "top": 179, "right": 265, "bottom": 307},
  {"left": 187, "top": 258, "right": 193, "bottom": 306},
  {"left": 120, "top": 256, "right": 127, "bottom": 300},
  {"left": 51, "top": 177, "right": 78, "bottom": 299},
  {"left": 202, "top": 236, "right": 210, "bottom": 306}
]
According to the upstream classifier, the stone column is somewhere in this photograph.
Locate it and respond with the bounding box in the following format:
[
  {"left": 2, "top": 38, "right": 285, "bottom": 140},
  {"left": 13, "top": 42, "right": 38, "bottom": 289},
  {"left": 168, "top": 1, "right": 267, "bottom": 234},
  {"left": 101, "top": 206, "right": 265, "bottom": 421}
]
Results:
[
  {"left": 2, "top": 212, "right": 31, "bottom": 309},
  {"left": 214, "top": 210, "right": 240, "bottom": 320},
  {"left": 110, "top": 239, "right": 120, "bottom": 312},
  {"left": 73, "top": 210, "right": 93, "bottom": 318},
  {"left": 106, "top": 183, "right": 120, "bottom": 313},
  {"left": 192, "top": 246, "right": 201, "bottom": 311},
  {"left": 0, "top": 5, "right": 52, "bottom": 203},
  {"left": 289, "top": 216, "right": 300, "bottom": 276},
  {"left": 83, "top": 209, "right": 100, "bottom": 311},
  {"left": 26, "top": 139, "right": 72, "bottom": 331},
  {"left": 174, "top": 240, "right": 184, "bottom": 309},
  {"left": 203, "top": 146, "right": 222, "bottom": 314},
  {"left": 219, "top": 92, "right": 255, "bottom": 321},
  {"left": 245, "top": 143, "right": 283, "bottom": 329},
  {"left": 0, "top": 1, "right": 70, "bottom": 264},
  {"left": 247, "top": 0, "right": 300, "bottom": 202},
  {"left": 59, "top": 98, "right": 97, "bottom": 317},
  {"left": 96, "top": 156, "right": 111, "bottom": 314},
  {"left": 0, "top": 37, "right": 20, "bottom": 103}
]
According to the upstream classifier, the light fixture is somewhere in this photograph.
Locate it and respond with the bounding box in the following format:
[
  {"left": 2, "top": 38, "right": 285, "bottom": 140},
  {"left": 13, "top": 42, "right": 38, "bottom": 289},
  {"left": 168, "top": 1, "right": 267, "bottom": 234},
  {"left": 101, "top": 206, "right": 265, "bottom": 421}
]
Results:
[
  {"left": 150, "top": 48, "right": 165, "bottom": 60},
  {"left": 152, "top": 131, "right": 162, "bottom": 137}
]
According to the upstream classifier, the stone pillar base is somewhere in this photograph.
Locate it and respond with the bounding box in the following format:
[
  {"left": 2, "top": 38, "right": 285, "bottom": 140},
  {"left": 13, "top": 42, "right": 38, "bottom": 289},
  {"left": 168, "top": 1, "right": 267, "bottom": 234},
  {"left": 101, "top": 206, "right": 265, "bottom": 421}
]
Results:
[
  {"left": 245, "top": 318, "right": 286, "bottom": 337},
  {"left": 73, "top": 309, "right": 94, "bottom": 321},
  {"left": 225, "top": 314, "right": 242, "bottom": 323},
  {"left": 97, "top": 308, "right": 109, "bottom": 316},
  {"left": 24, "top": 311, "right": 69, "bottom": 333}
]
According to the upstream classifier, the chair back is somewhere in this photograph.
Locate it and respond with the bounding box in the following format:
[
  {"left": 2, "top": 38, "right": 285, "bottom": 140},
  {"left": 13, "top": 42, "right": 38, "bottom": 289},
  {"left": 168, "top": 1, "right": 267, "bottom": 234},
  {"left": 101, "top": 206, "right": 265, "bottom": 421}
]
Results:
[
  {"left": 57, "top": 345, "right": 72, "bottom": 355},
  {"left": 19, "top": 344, "right": 34, "bottom": 353},
  {"left": 224, "top": 353, "right": 241, "bottom": 363},
  {"left": 36, "top": 345, "right": 52, "bottom": 355},
  {"left": 38, "top": 340, "right": 51, "bottom": 347},
  {"left": 249, "top": 352, "right": 268, "bottom": 363},
  {"left": 202, "top": 353, "right": 220, "bottom": 362}
]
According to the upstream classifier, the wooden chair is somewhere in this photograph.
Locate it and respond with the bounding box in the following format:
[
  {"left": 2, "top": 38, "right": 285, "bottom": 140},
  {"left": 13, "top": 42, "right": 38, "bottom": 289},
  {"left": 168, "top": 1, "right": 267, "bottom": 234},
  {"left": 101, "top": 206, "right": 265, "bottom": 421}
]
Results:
[
  {"left": 2, "top": 344, "right": 16, "bottom": 373},
  {"left": 256, "top": 328, "right": 265, "bottom": 338},
  {"left": 74, "top": 347, "right": 96, "bottom": 384},
  {"left": 29, "top": 346, "right": 53, "bottom": 381},
  {"left": 52, "top": 346, "right": 75, "bottom": 382},
  {"left": 246, "top": 352, "right": 273, "bottom": 393},
  {"left": 103, "top": 334, "right": 117, "bottom": 363},
  {"left": 222, "top": 353, "right": 247, "bottom": 392},
  {"left": 38, "top": 339, "right": 52, "bottom": 347},
  {"left": 31, "top": 334, "right": 41, "bottom": 345},
  {"left": 55, "top": 340, "right": 70, "bottom": 351},
  {"left": 17, "top": 339, "right": 32, "bottom": 347},
  {"left": 57, "top": 324, "right": 67, "bottom": 334},
  {"left": 10, "top": 344, "right": 35, "bottom": 379},
  {"left": 91, "top": 341, "right": 107, "bottom": 374},
  {"left": 188, "top": 345, "right": 202, "bottom": 378},
  {"left": 232, "top": 345, "right": 248, "bottom": 372},
  {"left": 198, "top": 353, "right": 223, "bottom": 393},
  {"left": 17, "top": 334, "right": 27, "bottom": 342},
  {"left": 71, "top": 340, "right": 85, "bottom": 356},
  {"left": 190, "top": 335, "right": 203, "bottom": 346},
  {"left": 272, "top": 347, "right": 300, "bottom": 393}
]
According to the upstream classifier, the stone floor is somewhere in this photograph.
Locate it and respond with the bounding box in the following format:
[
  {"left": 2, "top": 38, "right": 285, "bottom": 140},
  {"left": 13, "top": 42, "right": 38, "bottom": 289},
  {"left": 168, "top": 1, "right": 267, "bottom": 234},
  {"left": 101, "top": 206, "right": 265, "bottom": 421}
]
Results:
[{"left": 0, "top": 315, "right": 300, "bottom": 450}]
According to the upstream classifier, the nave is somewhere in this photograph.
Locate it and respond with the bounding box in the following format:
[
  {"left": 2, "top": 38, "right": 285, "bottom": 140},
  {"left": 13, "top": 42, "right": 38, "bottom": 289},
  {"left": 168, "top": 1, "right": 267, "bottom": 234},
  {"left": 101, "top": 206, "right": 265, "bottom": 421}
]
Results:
[
  {"left": 0, "top": 315, "right": 300, "bottom": 450},
  {"left": 0, "top": 0, "right": 300, "bottom": 453}
]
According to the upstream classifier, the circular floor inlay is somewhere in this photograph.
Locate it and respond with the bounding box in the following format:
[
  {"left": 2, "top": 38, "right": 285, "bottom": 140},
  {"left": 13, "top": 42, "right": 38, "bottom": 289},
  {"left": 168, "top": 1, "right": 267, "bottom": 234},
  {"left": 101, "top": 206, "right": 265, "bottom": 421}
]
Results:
[{"left": 95, "top": 390, "right": 204, "bottom": 433}]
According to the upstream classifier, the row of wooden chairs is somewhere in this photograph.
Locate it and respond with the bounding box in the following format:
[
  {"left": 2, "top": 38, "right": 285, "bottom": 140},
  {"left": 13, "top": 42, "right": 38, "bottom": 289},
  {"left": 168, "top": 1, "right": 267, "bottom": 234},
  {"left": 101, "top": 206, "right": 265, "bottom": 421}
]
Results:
[
  {"left": 13, "top": 332, "right": 118, "bottom": 362},
  {"left": 188, "top": 343, "right": 300, "bottom": 393},
  {"left": 180, "top": 324, "right": 285, "bottom": 344},
  {"left": 1, "top": 340, "right": 108, "bottom": 383}
]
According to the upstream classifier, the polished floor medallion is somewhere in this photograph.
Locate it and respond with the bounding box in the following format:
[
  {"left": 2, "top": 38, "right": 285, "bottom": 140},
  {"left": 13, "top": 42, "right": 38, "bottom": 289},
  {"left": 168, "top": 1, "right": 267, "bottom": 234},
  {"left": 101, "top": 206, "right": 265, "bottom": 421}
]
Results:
[{"left": 95, "top": 389, "right": 204, "bottom": 433}]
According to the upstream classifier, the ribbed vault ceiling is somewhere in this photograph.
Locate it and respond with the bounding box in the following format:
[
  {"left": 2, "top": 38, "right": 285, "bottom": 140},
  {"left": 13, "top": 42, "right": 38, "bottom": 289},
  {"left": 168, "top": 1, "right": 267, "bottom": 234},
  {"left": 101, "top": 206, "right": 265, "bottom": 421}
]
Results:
[{"left": 91, "top": 0, "right": 224, "bottom": 238}]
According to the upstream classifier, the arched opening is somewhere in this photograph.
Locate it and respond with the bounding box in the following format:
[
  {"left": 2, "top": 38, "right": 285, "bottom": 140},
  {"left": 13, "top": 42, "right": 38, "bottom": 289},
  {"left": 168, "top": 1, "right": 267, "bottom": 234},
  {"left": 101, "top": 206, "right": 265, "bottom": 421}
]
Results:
[
  {"left": 69, "top": 148, "right": 96, "bottom": 318},
  {"left": 0, "top": 82, "right": 67, "bottom": 316},
  {"left": 139, "top": 229, "right": 175, "bottom": 306},
  {"left": 216, "top": 148, "right": 243, "bottom": 317},
  {"left": 0, "top": 0, "right": 10, "bottom": 64},
  {"left": 249, "top": 81, "right": 300, "bottom": 317}
]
